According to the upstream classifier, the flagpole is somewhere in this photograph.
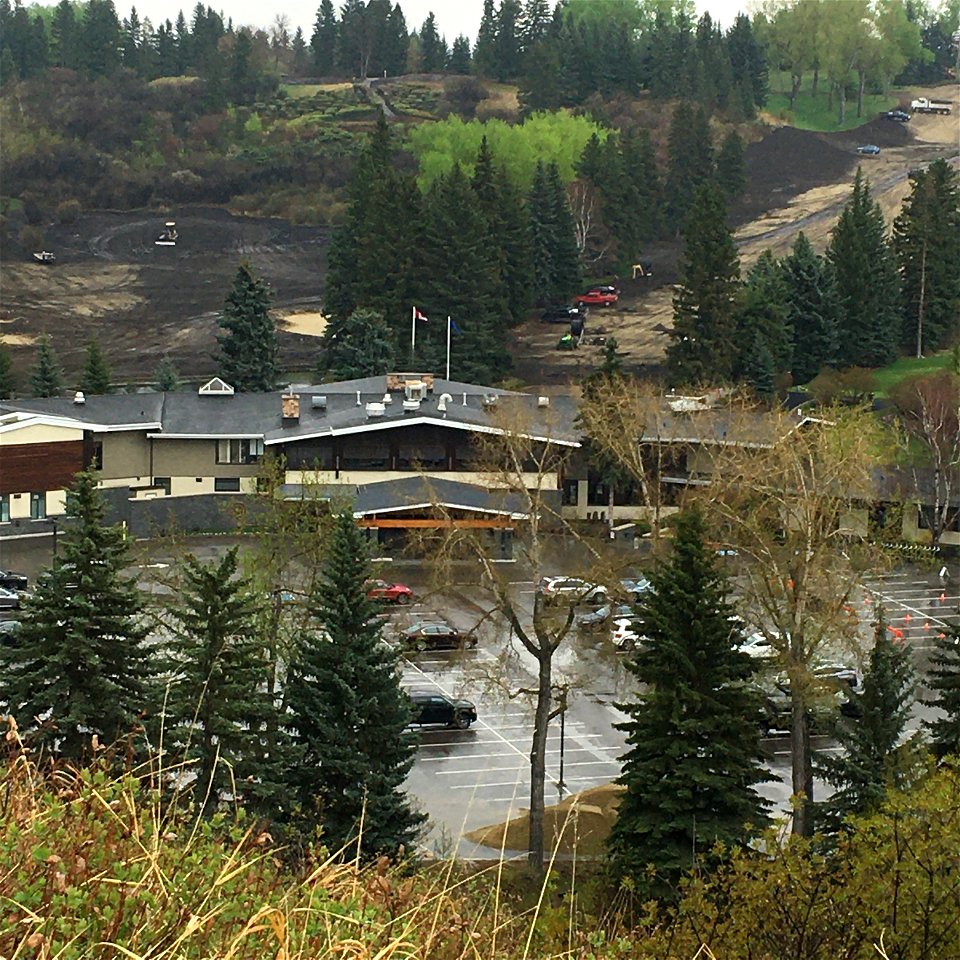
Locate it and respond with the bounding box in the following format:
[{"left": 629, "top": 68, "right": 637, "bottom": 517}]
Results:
[
  {"left": 411, "top": 305, "right": 416, "bottom": 356},
  {"left": 446, "top": 316, "right": 451, "bottom": 381}
]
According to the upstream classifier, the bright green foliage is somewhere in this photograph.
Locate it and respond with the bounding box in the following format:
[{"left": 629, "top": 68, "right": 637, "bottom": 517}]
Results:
[
  {"left": 893, "top": 158, "right": 960, "bottom": 357},
  {"left": 781, "top": 232, "right": 840, "bottom": 384},
  {"left": 79, "top": 337, "right": 112, "bottom": 395},
  {"left": 528, "top": 159, "right": 581, "bottom": 306},
  {"left": 156, "top": 357, "right": 180, "bottom": 392},
  {"left": 667, "top": 181, "right": 741, "bottom": 386},
  {"left": 320, "top": 307, "right": 396, "bottom": 381},
  {"left": 162, "top": 548, "right": 286, "bottom": 818},
  {"left": 0, "top": 471, "right": 154, "bottom": 760},
  {"left": 925, "top": 626, "right": 960, "bottom": 759},
  {"left": 827, "top": 168, "right": 901, "bottom": 368},
  {"left": 607, "top": 507, "right": 769, "bottom": 898},
  {"left": 30, "top": 334, "right": 63, "bottom": 398},
  {"left": 286, "top": 513, "right": 425, "bottom": 860},
  {"left": 734, "top": 250, "right": 791, "bottom": 384},
  {"left": 0, "top": 344, "right": 15, "bottom": 399},
  {"left": 665, "top": 103, "right": 713, "bottom": 231},
  {"left": 716, "top": 130, "right": 747, "bottom": 200},
  {"left": 217, "top": 262, "right": 278, "bottom": 392},
  {"left": 816, "top": 611, "right": 918, "bottom": 833}
]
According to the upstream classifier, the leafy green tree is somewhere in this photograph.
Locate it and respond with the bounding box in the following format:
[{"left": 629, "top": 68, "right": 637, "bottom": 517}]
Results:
[
  {"left": 828, "top": 169, "right": 900, "bottom": 368},
  {"left": 30, "top": 335, "right": 63, "bottom": 398},
  {"left": 418, "top": 12, "right": 446, "bottom": 72},
  {"left": 816, "top": 611, "right": 918, "bottom": 832},
  {"left": 781, "top": 232, "right": 840, "bottom": 384},
  {"left": 667, "top": 181, "right": 741, "bottom": 385},
  {"left": 716, "top": 130, "right": 747, "bottom": 200},
  {"left": 448, "top": 34, "right": 471, "bottom": 73},
  {"left": 320, "top": 307, "right": 395, "bottom": 380},
  {"left": 0, "top": 471, "right": 155, "bottom": 760},
  {"left": 893, "top": 158, "right": 960, "bottom": 357},
  {"left": 607, "top": 507, "right": 769, "bottom": 898},
  {"left": 310, "top": 0, "right": 338, "bottom": 74},
  {"left": 162, "top": 549, "right": 286, "bottom": 818},
  {"left": 80, "top": 338, "right": 112, "bottom": 395},
  {"left": 925, "top": 626, "right": 960, "bottom": 759},
  {"left": 217, "top": 262, "right": 277, "bottom": 392},
  {"left": 0, "top": 343, "right": 15, "bottom": 399},
  {"left": 286, "top": 512, "right": 425, "bottom": 860},
  {"left": 156, "top": 357, "right": 179, "bottom": 392}
]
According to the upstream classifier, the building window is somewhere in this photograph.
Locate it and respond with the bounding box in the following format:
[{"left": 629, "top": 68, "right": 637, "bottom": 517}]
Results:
[
  {"left": 216, "top": 438, "right": 264, "bottom": 464},
  {"left": 214, "top": 477, "right": 241, "bottom": 493},
  {"left": 153, "top": 477, "right": 172, "bottom": 495},
  {"left": 30, "top": 492, "right": 46, "bottom": 519},
  {"left": 561, "top": 479, "right": 579, "bottom": 506},
  {"left": 0, "top": 495, "right": 9, "bottom": 522},
  {"left": 91, "top": 440, "right": 103, "bottom": 471}
]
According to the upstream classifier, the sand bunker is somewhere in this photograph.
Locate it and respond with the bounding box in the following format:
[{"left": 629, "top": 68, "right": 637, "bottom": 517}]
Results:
[{"left": 278, "top": 311, "right": 328, "bottom": 337}]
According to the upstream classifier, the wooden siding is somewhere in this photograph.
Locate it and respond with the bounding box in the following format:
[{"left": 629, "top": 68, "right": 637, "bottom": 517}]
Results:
[{"left": 0, "top": 440, "right": 84, "bottom": 495}]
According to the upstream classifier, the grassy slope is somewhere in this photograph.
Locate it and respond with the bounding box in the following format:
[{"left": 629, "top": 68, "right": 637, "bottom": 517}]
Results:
[
  {"left": 765, "top": 70, "right": 897, "bottom": 131},
  {"left": 871, "top": 350, "right": 957, "bottom": 395}
]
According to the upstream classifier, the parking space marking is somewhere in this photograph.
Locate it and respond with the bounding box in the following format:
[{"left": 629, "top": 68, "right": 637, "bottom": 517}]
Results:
[
  {"left": 444, "top": 759, "right": 622, "bottom": 779},
  {"left": 420, "top": 746, "right": 621, "bottom": 765},
  {"left": 417, "top": 733, "right": 607, "bottom": 750}
]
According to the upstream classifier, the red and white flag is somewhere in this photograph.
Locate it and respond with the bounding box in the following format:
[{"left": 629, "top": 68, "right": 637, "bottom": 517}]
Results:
[{"left": 413, "top": 307, "right": 429, "bottom": 322}]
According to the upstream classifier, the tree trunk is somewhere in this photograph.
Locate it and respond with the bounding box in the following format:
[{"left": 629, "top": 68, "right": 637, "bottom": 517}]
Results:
[
  {"left": 916, "top": 241, "right": 927, "bottom": 359},
  {"left": 790, "top": 72, "right": 802, "bottom": 111},
  {"left": 608, "top": 483, "right": 616, "bottom": 540},
  {"left": 838, "top": 84, "right": 846, "bottom": 125},
  {"left": 828, "top": 82, "right": 834, "bottom": 111},
  {"left": 790, "top": 695, "right": 814, "bottom": 835},
  {"left": 857, "top": 70, "right": 865, "bottom": 118},
  {"left": 812, "top": 66, "right": 819, "bottom": 97},
  {"left": 528, "top": 646, "right": 552, "bottom": 873}
]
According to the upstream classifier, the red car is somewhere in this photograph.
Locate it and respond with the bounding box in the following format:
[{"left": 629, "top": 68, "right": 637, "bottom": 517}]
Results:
[
  {"left": 577, "top": 286, "right": 619, "bottom": 307},
  {"left": 366, "top": 579, "right": 414, "bottom": 604}
]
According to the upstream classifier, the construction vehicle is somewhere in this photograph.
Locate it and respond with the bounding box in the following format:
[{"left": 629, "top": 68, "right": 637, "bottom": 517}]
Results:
[
  {"left": 32, "top": 251, "right": 56, "bottom": 264},
  {"left": 155, "top": 221, "right": 178, "bottom": 245},
  {"left": 910, "top": 97, "right": 952, "bottom": 115}
]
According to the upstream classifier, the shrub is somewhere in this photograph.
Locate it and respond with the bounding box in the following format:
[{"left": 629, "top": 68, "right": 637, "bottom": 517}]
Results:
[
  {"left": 19, "top": 224, "right": 45, "bottom": 252},
  {"left": 55, "top": 198, "right": 81, "bottom": 223}
]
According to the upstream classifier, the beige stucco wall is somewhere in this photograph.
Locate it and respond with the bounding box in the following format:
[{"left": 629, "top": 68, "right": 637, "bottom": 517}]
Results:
[
  {"left": 151, "top": 439, "right": 263, "bottom": 479},
  {"left": 0, "top": 422, "right": 83, "bottom": 446},
  {"left": 100, "top": 432, "right": 151, "bottom": 480},
  {"left": 285, "top": 468, "right": 558, "bottom": 492}
]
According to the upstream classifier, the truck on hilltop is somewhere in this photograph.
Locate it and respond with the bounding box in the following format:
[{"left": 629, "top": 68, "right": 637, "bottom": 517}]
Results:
[{"left": 910, "top": 97, "right": 952, "bottom": 115}]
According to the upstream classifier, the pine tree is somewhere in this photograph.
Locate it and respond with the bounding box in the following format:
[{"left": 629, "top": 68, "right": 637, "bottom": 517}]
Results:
[
  {"left": 665, "top": 103, "right": 713, "bottom": 231},
  {"left": 473, "top": 0, "right": 497, "bottom": 76},
  {"left": 816, "top": 612, "right": 917, "bottom": 832},
  {"left": 493, "top": 0, "right": 523, "bottom": 80},
  {"left": 781, "top": 232, "right": 840, "bottom": 384},
  {"left": 716, "top": 130, "right": 747, "bottom": 200},
  {"left": 0, "top": 343, "right": 15, "bottom": 399},
  {"left": 925, "top": 626, "right": 960, "bottom": 759},
  {"left": 734, "top": 250, "right": 791, "bottom": 381},
  {"left": 827, "top": 169, "right": 901, "bottom": 368},
  {"left": 217, "top": 262, "right": 277, "bottom": 392},
  {"left": 0, "top": 471, "right": 155, "bottom": 760},
  {"left": 418, "top": 13, "right": 445, "bottom": 72},
  {"left": 286, "top": 512, "right": 425, "bottom": 860},
  {"left": 156, "top": 357, "right": 179, "bottom": 391},
  {"left": 726, "top": 13, "right": 767, "bottom": 110},
  {"left": 310, "top": 0, "right": 338, "bottom": 74},
  {"left": 544, "top": 160, "right": 581, "bottom": 300},
  {"left": 607, "top": 507, "right": 769, "bottom": 897},
  {"left": 448, "top": 34, "right": 471, "bottom": 73},
  {"left": 741, "top": 330, "right": 776, "bottom": 400},
  {"left": 30, "top": 334, "right": 63, "bottom": 397},
  {"left": 80, "top": 338, "right": 112, "bottom": 394},
  {"left": 162, "top": 548, "right": 286, "bottom": 818},
  {"left": 667, "top": 181, "right": 741, "bottom": 385},
  {"left": 320, "top": 307, "right": 395, "bottom": 380},
  {"left": 893, "top": 158, "right": 960, "bottom": 357}
]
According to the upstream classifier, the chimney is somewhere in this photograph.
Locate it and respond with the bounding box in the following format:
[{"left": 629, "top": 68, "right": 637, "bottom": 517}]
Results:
[{"left": 282, "top": 392, "right": 300, "bottom": 424}]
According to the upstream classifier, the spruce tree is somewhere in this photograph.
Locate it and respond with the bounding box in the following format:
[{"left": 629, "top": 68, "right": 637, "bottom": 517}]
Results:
[
  {"left": 320, "top": 307, "right": 395, "bottom": 380},
  {"left": 665, "top": 102, "right": 714, "bottom": 231},
  {"left": 741, "top": 331, "right": 776, "bottom": 400},
  {"left": 0, "top": 471, "right": 155, "bottom": 760},
  {"left": 827, "top": 169, "right": 901, "bottom": 368},
  {"left": 448, "top": 35, "right": 471, "bottom": 73},
  {"left": 667, "top": 180, "right": 741, "bottom": 385},
  {"left": 925, "top": 626, "right": 960, "bottom": 759},
  {"left": 310, "top": 0, "right": 338, "bottom": 75},
  {"left": 781, "top": 232, "right": 840, "bottom": 384},
  {"left": 544, "top": 160, "right": 581, "bottom": 298},
  {"left": 893, "top": 158, "right": 960, "bottom": 357},
  {"left": 217, "top": 262, "right": 277, "bottom": 392},
  {"left": 473, "top": 0, "right": 497, "bottom": 76},
  {"left": 162, "top": 549, "right": 286, "bottom": 818},
  {"left": 0, "top": 343, "right": 15, "bottom": 399},
  {"left": 30, "top": 334, "right": 63, "bottom": 397},
  {"left": 156, "top": 357, "right": 179, "bottom": 392},
  {"left": 607, "top": 507, "right": 769, "bottom": 898},
  {"left": 716, "top": 130, "right": 747, "bottom": 200},
  {"left": 734, "top": 250, "right": 791, "bottom": 382},
  {"left": 286, "top": 512, "right": 425, "bottom": 860},
  {"left": 418, "top": 13, "right": 445, "bottom": 72},
  {"left": 79, "top": 337, "right": 112, "bottom": 394},
  {"left": 816, "top": 611, "right": 917, "bottom": 832}
]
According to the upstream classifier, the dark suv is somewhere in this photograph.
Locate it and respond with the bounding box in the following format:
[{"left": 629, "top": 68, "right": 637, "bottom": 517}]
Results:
[
  {"left": 541, "top": 305, "right": 585, "bottom": 324},
  {"left": 0, "top": 570, "right": 28, "bottom": 591},
  {"left": 408, "top": 690, "right": 477, "bottom": 729}
]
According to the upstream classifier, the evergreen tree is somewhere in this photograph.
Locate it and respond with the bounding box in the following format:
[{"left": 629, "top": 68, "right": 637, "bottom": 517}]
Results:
[
  {"left": 741, "top": 331, "right": 776, "bottom": 400},
  {"left": 666, "top": 103, "right": 713, "bottom": 231},
  {"left": 156, "top": 357, "right": 180, "bottom": 392},
  {"left": 473, "top": 0, "right": 497, "bottom": 76},
  {"left": 286, "top": 512, "right": 425, "bottom": 860},
  {"left": 290, "top": 27, "right": 308, "bottom": 76},
  {"left": 30, "top": 335, "right": 63, "bottom": 398},
  {"left": 667, "top": 181, "right": 741, "bottom": 385},
  {"left": 310, "top": 0, "right": 338, "bottom": 74},
  {"left": 80, "top": 0, "right": 122, "bottom": 77},
  {"left": 51, "top": 0, "right": 79, "bottom": 68},
  {"left": 816, "top": 612, "right": 917, "bottom": 832},
  {"left": 726, "top": 12, "right": 767, "bottom": 109},
  {"left": 418, "top": 12, "right": 445, "bottom": 72},
  {"left": 716, "top": 130, "right": 747, "bottom": 200},
  {"left": 494, "top": 0, "right": 523, "bottom": 80},
  {"left": 0, "top": 471, "right": 155, "bottom": 760},
  {"left": 607, "top": 507, "right": 769, "bottom": 897},
  {"left": 0, "top": 343, "right": 15, "bottom": 399},
  {"left": 827, "top": 169, "right": 901, "bottom": 368},
  {"left": 781, "top": 232, "right": 841, "bottom": 384},
  {"left": 162, "top": 549, "right": 285, "bottom": 818},
  {"left": 893, "top": 158, "right": 960, "bottom": 357},
  {"left": 448, "top": 34, "right": 471, "bottom": 73},
  {"left": 80, "top": 338, "right": 113, "bottom": 395},
  {"left": 217, "top": 262, "right": 278, "bottom": 392},
  {"left": 320, "top": 307, "right": 396, "bottom": 380},
  {"left": 528, "top": 160, "right": 580, "bottom": 306},
  {"left": 734, "top": 250, "right": 791, "bottom": 382},
  {"left": 925, "top": 626, "right": 960, "bottom": 759}
]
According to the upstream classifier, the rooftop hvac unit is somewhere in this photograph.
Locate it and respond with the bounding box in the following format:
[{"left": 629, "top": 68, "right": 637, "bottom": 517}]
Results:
[
  {"left": 311, "top": 395, "right": 327, "bottom": 410},
  {"left": 402, "top": 399, "right": 421, "bottom": 412},
  {"left": 365, "top": 402, "right": 386, "bottom": 418},
  {"left": 73, "top": 391, "right": 86, "bottom": 405},
  {"left": 538, "top": 396, "right": 550, "bottom": 408}
]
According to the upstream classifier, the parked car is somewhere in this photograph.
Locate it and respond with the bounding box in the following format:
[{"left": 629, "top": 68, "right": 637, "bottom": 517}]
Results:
[
  {"left": 0, "top": 569, "right": 28, "bottom": 591},
  {"left": 366, "top": 579, "right": 414, "bottom": 604},
  {"left": 576, "top": 287, "right": 619, "bottom": 308},
  {"left": 0, "top": 620, "right": 23, "bottom": 643},
  {"left": 407, "top": 690, "right": 478, "bottom": 729},
  {"left": 576, "top": 602, "right": 635, "bottom": 630},
  {"left": 540, "top": 304, "right": 585, "bottom": 324},
  {"left": 0, "top": 587, "right": 28, "bottom": 610},
  {"left": 739, "top": 631, "right": 775, "bottom": 660},
  {"left": 537, "top": 576, "right": 607, "bottom": 605},
  {"left": 618, "top": 577, "right": 653, "bottom": 601},
  {"left": 856, "top": 144, "right": 881, "bottom": 155},
  {"left": 611, "top": 613, "right": 648, "bottom": 651},
  {"left": 882, "top": 109, "right": 910, "bottom": 122},
  {"left": 398, "top": 619, "right": 475, "bottom": 651},
  {"left": 760, "top": 663, "right": 863, "bottom": 733}
]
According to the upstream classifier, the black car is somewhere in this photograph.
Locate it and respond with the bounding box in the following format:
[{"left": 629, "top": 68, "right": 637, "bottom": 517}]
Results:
[
  {"left": 0, "top": 569, "right": 28, "bottom": 591},
  {"left": 398, "top": 620, "right": 476, "bottom": 651},
  {"left": 540, "top": 305, "right": 585, "bottom": 324},
  {"left": 408, "top": 690, "right": 478, "bottom": 729},
  {"left": 883, "top": 109, "right": 910, "bottom": 122},
  {"left": 0, "top": 587, "right": 28, "bottom": 611},
  {"left": 0, "top": 620, "right": 22, "bottom": 644},
  {"left": 760, "top": 665, "right": 862, "bottom": 734}
]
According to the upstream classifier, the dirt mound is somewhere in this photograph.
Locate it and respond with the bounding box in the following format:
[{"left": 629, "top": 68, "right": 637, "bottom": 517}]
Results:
[{"left": 835, "top": 115, "right": 913, "bottom": 148}]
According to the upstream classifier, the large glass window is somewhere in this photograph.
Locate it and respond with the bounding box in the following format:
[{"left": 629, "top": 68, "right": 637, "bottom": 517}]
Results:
[
  {"left": 214, "top": 477, "right": 241, "bottom": 492},
  {"left": 30, "top": 492, "right": 46, "bottom": 519},
  {"left": 0, "top": 495, "right": 9, "bottom": 522},
  {"left": 341, "top": 438, "right": 390, "bottom": 470},
  {"left": 397, "top": 444, "right": 446, "bottom": 470},
  {"left": 216, "top": 438, "right": 264, "bottom": 464}
]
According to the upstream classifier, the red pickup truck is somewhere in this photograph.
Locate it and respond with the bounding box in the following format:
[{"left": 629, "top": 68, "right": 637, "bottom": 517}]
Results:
[{"left": 577, "top": 285, "right": 620, "bottom": 307}]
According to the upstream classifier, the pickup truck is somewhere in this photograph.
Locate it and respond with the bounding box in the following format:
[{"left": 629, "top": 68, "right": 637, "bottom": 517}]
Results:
[
  {"left": 577, "top": 286, "right": 619, "bottom": 308},
  {"left": 910, "top": 97, "right": 952, "bottom": 115}
]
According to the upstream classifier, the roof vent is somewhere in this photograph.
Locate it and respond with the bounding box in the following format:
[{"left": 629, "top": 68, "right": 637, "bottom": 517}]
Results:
[
  {"left": 405, "top": 380, "right": 426, "bottom": 402},
  {"left": 402, "top": 398, "right": 421, "bottom": 412},
  {"left": 198, "top": 377, "right": 234, "bottom": 396},
  {"left": 437, "top": 392, "right": 453, "bottom": 413},
  {"left": 482, "top": 394, "right": 499, "bottom": 407},
  {"left": 538, "top": 396, "right": 550, "bottom": 408},
  {"left": 366, "top": 401, "right": 386, "bottom": 418},
  {"left": 311, "top": 395, "right": 327, "bottom": 410},
  {"left": 356, "top": 390, "right": 362, "bottom": 406},
  {"left": 382, "top": 392, "right": 393, "bottom": 404},
  {"left": 462, "top": 392, "right": 468, "bottom": 406},
  {"left": 73, "top": 391, "right": 86, "bottom": 405}
]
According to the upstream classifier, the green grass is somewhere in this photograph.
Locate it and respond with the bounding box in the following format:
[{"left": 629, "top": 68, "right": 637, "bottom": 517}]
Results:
[
  {"left": 765, "top": 70, "right": 897, "bottom": 131},
  {"left": 871, "top": 350, "right": 957, "bottom": 395}
]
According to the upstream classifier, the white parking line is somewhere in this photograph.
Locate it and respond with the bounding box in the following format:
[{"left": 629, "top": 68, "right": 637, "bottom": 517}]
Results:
[
  {"left": 443, "top": 759, "right": 621, "bottom": 778},
  {"left": 417, "top": 732, "right": 607, "bottom": 749},
  {"left": 865, "top": 587, "right": 952, "bottom": 629},
  {"left": 419, "top": 745, "right": 621, "bottom": 763}
]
